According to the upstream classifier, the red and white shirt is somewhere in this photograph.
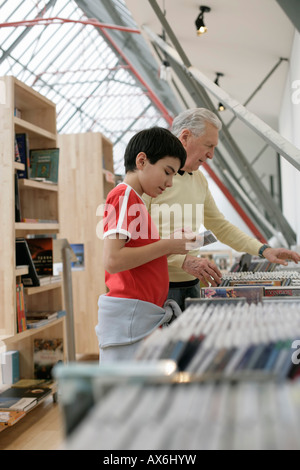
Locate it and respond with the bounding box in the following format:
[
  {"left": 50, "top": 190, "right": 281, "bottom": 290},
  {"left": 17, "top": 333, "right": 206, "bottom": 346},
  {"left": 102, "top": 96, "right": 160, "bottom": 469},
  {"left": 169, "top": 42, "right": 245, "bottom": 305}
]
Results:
[{"left": 102, "top": 183, "right": 169, "bottom": 307}]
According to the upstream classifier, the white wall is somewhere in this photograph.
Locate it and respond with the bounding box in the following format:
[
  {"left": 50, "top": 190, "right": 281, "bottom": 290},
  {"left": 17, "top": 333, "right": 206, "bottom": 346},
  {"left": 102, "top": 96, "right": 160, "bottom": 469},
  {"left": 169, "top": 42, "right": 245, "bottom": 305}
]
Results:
[
  {"left": 279, "top": 29, "right": 300, "bottom": 245},
  {"left": 204, "top": 170, "right": 259, "bottom": 252},
  {"left": 206, "top": 29, "right": 300, "bottom": 250}
]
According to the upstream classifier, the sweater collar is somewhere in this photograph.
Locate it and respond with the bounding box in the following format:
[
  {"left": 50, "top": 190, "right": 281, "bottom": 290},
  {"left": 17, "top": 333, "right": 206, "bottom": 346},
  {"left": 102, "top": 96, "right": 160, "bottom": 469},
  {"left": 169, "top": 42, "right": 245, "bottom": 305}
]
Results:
[{"left": 178, "top": 169, "right": 193, "bottom": 176}]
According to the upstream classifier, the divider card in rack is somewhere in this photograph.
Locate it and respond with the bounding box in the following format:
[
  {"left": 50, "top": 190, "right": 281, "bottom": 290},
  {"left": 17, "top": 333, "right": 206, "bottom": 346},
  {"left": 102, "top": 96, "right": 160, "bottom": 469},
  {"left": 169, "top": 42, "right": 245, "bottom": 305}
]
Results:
[{"left": 0, "top": 76, "right": 66, "bottom": 383}]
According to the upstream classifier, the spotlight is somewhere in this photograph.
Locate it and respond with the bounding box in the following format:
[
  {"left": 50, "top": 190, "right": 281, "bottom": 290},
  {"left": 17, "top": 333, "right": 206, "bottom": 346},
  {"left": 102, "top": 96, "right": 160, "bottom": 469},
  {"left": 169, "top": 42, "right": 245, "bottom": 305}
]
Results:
[
  {"left": 160, "top": 60, "right": 171, "bottom": 81},
  {"left": 214, "top": 72, "right": 226, "bottom": 111},
  {"left": 195, "top": 6, "right": 211, "bottom": 36}
]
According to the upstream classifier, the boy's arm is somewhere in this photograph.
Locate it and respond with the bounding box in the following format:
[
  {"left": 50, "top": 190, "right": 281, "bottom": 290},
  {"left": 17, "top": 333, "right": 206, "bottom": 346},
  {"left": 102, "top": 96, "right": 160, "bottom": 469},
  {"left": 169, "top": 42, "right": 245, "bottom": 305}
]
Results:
[{"left": 103, "top": 234, "right": 190, "bottom": 274}]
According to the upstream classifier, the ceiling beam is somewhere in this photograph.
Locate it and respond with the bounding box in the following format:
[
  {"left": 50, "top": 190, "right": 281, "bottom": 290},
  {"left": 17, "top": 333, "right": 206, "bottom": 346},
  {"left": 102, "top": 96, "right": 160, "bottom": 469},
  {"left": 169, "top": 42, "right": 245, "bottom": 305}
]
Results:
[{"left": 276, "top": 0, "right": 300, "bottom": 32}]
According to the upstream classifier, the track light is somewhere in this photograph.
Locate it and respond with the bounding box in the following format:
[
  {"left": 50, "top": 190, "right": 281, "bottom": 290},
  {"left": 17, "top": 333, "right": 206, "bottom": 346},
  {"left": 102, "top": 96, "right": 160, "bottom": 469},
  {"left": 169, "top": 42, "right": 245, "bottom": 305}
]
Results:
[
  {"left": 214, "top": 72, "right": 226, "bottom": 111},
  {"left": 195, "top": 6, "right": 211, "bottom": 36},
  {"left": 160, "top": 59, "right": 172, "bottom": 81}
]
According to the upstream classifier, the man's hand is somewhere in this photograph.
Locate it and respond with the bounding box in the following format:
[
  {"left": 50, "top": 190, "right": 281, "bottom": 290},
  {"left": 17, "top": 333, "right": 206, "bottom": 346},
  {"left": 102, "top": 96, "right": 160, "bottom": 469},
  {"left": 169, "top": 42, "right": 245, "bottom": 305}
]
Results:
[
  {"left": 182, "top": 254, "right": 222, "bottom": 287},
  {"left": 263, "top": 247, "right": 300, "bottom": 266}
]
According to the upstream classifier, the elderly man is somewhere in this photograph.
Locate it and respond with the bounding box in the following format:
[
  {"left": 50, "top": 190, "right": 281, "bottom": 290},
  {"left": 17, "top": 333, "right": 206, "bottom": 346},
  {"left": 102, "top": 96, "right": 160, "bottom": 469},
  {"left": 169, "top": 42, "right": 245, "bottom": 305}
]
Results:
[{"left": 143, "top": 108, "right": 300, "bottom": 310}]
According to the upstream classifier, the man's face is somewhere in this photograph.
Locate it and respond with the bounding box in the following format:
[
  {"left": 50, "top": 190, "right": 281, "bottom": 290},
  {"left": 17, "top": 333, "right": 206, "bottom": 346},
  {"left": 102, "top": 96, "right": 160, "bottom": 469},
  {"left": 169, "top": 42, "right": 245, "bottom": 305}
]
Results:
[{"left": 179, "top": 122, "right": 219, "bottom": 172}]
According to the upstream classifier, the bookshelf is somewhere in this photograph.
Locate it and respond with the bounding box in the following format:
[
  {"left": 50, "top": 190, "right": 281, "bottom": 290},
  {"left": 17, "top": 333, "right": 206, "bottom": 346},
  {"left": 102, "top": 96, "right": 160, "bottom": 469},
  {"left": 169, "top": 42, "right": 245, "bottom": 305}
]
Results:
[
  {"left": 0, "top": 75, "right": 66, "bottom": 380},
  {"left": 58, "top": 132, "right": 115, "bottom": 355}
]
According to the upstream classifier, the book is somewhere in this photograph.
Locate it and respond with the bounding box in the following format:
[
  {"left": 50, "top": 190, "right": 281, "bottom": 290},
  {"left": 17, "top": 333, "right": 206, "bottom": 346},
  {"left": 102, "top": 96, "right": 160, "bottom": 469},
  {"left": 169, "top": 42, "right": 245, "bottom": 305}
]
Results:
[
  {"left": 0, "top": 396, "right": 37, "bottom": 412},
  {"left": 38, "top": 275, "right": 52, "bottom": 285},
  {"left": 0, "top": 386, "right": 52, "bottom": 411},
  {"left": 34, "top": 338, "right": 64, "bottom": 379},
  {"left": 15, "top": 238, "right": 40, "bottom": 287},
  {"left": 16, "top": 133, "right": 30, "bottom": 179},
  {"left": 26, "top": 237, "right": 53, "bottom": 276},
  {"left": 29, "top": 148, "right": 59, "bottom": 184},
  {"left": 12, "top": 379, "right": 52, "bottom": 389},
  {"left": 26, "top": 319, "right": 55, "bottom": 329},
  {"left": 14, "top": 172, "right": 22, "bottom": 222},
  {"left": 16, "top": 283, "right": 27, "bottom": 333},
  {"left": 26, "top": 310, "right": 66, "bottom": 329},
  {"left": 21, "top": 218, "right": 58, "bottom": 223},
  {"left": 15, "top": 138, "right": 21, "bottom": 162},
  {"left": 1, "top": 351, "right": 19, "bottom": 384},
  {"left": 0, "top": 410, "right": 26, "bottom": 427},
  {"left": 26, "top": 311, "right": 61, "bottom": 321},
  {"left": 14, "top": 108, "right": 22, "bottom": 118}
]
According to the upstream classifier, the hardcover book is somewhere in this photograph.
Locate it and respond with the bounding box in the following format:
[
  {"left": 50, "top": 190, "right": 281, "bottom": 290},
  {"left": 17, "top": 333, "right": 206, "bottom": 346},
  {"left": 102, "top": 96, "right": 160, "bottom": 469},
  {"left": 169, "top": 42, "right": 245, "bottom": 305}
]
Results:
[
  {"left": 0, "top": 386, "right": 52, "bottom": 412},
  {"left": 15, "top": 238, "right": 40, "bottom": 287},
  {"left": 26, "top": 237, "right": 53, "bottom": 276},
  {"left": 29, "top": 148, "right": 59, "bottom": 183}
]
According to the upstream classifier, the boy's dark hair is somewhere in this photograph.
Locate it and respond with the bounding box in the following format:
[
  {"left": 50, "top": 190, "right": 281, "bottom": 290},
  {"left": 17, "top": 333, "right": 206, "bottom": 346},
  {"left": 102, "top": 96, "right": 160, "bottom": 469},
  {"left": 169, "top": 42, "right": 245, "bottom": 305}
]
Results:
[{"left": 124, "top": 126, "right": 187, "bottom": 172}]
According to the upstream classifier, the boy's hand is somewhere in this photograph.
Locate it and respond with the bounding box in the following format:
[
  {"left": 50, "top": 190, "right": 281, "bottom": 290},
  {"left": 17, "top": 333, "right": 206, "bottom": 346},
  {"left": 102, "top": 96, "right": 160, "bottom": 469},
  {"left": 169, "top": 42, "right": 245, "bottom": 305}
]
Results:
[{"left": 169, "top": 228, "right": 196, "bottom": 254}]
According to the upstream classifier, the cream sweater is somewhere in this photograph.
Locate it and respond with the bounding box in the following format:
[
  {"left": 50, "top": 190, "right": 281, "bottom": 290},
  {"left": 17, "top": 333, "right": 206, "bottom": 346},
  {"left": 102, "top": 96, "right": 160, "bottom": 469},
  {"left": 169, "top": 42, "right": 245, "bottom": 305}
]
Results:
[{"left": 143, "top": 170, "right": 262, "bottom": 282}]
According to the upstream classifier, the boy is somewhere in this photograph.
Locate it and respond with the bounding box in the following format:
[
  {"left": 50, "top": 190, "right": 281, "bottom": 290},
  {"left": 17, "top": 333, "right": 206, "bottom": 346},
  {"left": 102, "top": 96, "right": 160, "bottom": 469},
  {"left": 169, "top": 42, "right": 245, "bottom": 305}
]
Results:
[{"left": 95, "top": 126, "right": 192, "bottom": 363}]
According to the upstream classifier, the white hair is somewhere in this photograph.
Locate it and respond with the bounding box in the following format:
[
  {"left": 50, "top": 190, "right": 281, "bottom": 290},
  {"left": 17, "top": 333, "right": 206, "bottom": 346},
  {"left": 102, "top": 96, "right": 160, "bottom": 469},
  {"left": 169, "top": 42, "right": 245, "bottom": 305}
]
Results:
[{"left": 171, "top": 108, "right": 222, "bottom": 137}]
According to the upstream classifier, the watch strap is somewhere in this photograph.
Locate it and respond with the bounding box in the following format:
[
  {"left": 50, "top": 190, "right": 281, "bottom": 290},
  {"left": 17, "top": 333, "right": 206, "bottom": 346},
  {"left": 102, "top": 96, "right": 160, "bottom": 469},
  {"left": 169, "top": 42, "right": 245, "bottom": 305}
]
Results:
[{"left": 258, "top": 244, "right": 271, "bottom": 258}]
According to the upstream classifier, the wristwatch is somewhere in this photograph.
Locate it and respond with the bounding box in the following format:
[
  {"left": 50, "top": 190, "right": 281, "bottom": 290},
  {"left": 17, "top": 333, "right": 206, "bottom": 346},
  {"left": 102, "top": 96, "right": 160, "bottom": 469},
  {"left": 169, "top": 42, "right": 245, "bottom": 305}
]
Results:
[{"left": 258, "top": 244, "right": 271, "bottom": 258}]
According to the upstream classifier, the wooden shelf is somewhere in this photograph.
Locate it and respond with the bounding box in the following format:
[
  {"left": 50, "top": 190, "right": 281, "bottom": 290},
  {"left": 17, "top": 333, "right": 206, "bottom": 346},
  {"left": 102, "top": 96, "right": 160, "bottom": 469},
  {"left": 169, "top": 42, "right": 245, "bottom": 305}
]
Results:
[
  {"left": 14, "top": 116, "right": 56, "bottom": 141},
  {"left": 18, "top": 178, "right": 58, "bottom": 192},
  {"left": 24, "top": 282, "right": 62, "bottom": 295},
  {"left": 0, "top": 75, "right": 66, "bottom": 383},
  {"left": 1, "top": 317, "right": 65, "bottom": 344},
  {"left": 15, "top": 222, "right": 59, "bottom": 233}
]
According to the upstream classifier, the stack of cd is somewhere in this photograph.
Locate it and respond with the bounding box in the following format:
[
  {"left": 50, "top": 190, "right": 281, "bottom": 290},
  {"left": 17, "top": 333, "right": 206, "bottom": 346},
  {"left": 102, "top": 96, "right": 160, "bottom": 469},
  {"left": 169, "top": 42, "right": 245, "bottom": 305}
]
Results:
[
  {"left": 65, "top": 380, "right": 300, "bottom": 450},
  {"left": 136, "top": 301, "right": 300, "bottom": 382}
]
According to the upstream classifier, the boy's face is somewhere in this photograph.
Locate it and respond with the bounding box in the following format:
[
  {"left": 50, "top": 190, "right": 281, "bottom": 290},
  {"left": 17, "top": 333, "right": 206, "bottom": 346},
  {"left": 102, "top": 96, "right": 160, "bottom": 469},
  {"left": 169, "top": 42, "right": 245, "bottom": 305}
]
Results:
[{"left": 139, "top": 156, "right": 181, "bottom": 198}]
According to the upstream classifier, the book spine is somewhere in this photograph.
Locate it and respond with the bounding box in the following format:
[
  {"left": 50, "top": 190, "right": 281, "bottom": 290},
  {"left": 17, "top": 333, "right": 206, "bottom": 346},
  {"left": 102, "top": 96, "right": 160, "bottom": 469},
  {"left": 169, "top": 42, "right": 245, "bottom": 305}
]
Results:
[{"left": 16, "top": 133, "right": 30, "bottom": 179}]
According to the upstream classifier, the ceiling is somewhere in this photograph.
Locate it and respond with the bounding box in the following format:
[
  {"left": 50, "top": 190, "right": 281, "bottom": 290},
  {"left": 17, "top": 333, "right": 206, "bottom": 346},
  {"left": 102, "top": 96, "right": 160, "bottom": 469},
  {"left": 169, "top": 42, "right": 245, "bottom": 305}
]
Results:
[
  {"left": 121, "top": 0, "right": 299, "bottom": 245},
  {"left": 125, "top": 0, "right": 295, "bottom": 131}
]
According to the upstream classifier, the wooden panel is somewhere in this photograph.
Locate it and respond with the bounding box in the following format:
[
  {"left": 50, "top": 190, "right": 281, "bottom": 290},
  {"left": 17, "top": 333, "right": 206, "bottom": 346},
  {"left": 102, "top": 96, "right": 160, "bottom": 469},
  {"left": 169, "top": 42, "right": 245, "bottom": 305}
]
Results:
[
  {"left": 19, "top": 186, "right": 58, "bottom": 220},
  {"left": 58, "top": 132, "right": 113, "bottom": 355},
  {"left": 0, "top": 76, "right": 16, "bottom": 336}
]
